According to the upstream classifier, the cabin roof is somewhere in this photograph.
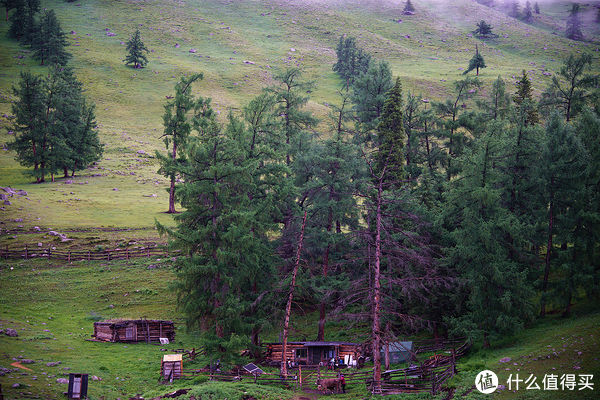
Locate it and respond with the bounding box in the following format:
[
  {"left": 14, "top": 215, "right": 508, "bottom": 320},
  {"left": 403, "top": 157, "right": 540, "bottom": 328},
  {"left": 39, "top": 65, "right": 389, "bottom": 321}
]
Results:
[
  {"left": 266, "top": 341, "right": 359, "bottom": 346},
  {"left": 94, "top": 319, "right": 174, "bottom": 326},
  {"left": 163, "top": 354, "right": 182, "bottom": 362}
]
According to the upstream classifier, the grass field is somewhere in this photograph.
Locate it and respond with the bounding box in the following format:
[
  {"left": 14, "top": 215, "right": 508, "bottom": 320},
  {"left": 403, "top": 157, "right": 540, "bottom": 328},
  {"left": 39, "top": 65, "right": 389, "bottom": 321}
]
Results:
[
  {"left": 1, "top": 0, "right": 599, "bottom": 236},
  {"left": 1, "top": 0, "right": 599, "bottom": 399},
  {"left": 0, "top": 258, "right": 598, "bottom": 399}
]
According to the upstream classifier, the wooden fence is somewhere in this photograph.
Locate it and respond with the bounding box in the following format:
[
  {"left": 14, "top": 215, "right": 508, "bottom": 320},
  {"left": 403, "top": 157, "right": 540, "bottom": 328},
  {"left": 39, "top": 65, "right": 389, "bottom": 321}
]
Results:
[{"left": 0, "top": 244, "right": 171, "bottom": 261}]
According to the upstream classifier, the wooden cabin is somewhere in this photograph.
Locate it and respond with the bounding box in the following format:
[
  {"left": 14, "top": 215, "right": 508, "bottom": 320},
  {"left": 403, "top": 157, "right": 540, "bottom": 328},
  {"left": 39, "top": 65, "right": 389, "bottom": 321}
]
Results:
[
  {"left": 92, "top": 319, "right": 175, "bottom": 343},
  {"left": 264, "top": 341, "right": 361, "bottom": 366},
  {"left": 161, "top": 354, "right": 183, "bottom": 381}
]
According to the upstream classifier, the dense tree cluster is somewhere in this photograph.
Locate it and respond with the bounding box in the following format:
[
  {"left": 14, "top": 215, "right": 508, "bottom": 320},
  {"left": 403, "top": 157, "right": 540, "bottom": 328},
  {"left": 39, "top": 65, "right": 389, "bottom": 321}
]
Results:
[
  {"left": 8, "top": 66, "right": 103, "bottom": 182},
  {"left": 4, "top": 1, "right": 71, "bottom": 65},
  {"left": 3, "top": 3, "right": 101, "bottom": 181},
  {"left": 159, "top": 41, "right": 599, "bottom": 388}
]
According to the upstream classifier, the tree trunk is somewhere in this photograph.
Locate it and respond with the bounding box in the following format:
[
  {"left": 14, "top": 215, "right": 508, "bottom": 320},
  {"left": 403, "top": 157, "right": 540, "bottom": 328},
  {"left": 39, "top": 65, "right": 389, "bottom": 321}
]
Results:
[
  {"left": 168, "top": 141, "right": 177, "bottom": 213},
  {"left": 63, "top": 166, "right": 68, "bottom": 178},
  {"left": 540, "top": 181, "right": 554, "bottom": 317},
  {"left": 371, "top": 181, "right": 383, "bottom": 390},
  {"left": 281, "top": 211, "right": 307, "bottom": 378},
  {"left": 317, "top": 205, "right": 333, "bottom": 341}
]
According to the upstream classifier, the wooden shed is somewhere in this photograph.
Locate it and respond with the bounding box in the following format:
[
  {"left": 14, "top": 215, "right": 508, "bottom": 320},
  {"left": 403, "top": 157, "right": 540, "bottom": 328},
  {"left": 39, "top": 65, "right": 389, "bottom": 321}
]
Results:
[
  {"left": 92, "top": 319, "right": 175, "bottom": 343},
  {"left": 161, "top": 354, "right": 183, "bottom": 381},
  {"left": 264, "top": 341, "right": 361, "bottom": 366}
]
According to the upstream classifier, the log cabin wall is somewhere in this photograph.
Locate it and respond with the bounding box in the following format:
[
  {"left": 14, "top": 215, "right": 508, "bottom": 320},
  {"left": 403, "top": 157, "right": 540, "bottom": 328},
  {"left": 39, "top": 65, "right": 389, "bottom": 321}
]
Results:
[
  {"left": 265, "top": 342, "right": 361, "bottom": 364},
  {"left": 93, "top": 320, "right": 175, "bottom": 343}
]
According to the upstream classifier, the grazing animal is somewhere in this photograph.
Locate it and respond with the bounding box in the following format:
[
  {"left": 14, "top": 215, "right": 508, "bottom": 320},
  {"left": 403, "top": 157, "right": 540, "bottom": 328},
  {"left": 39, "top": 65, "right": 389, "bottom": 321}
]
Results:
[{"left": 316, "top": 378, "right": 341, "bottom": 393}]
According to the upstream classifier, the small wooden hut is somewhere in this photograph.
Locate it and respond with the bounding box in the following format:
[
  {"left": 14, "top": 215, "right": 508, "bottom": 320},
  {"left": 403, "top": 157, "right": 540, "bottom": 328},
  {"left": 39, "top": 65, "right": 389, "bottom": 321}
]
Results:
[
  {"left": 161, "top": 354, "right": 183, "bottom": 381},
  {"left": 264, "top": 341, "right": 361, "bottom": 366},
  {"left": 92, "top": 319, "right": 175, "bottom": 343}
]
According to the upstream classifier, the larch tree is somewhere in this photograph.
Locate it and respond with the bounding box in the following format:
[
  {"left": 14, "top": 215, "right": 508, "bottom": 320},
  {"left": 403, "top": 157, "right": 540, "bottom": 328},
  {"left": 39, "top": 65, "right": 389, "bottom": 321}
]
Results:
[
  {"left": 32, "top": 9, "right": 71, "bottom": 65},
  {"left": 157, "top": 74, "right": 204, "bottom": 213},
  {"left": 158, "top": 103, "right": 281, "bottom": 367},
  {"left": 513, "top": 70, "right": 539, "bottom": 126},
  {"left": 534, "top": 2, "right": 540, "bottom": 14},
  {"left": 8, "top": 0, "right": 39, "bottom": 43},
  {"left": 352, "top": 60, "right": 393, "bottom": 140},
  {"left": 333, "top": 35, "right": 371, "bottom": 89},
  {"left": 463, "top": 44, "right": 486, "bottom": 76},
  {"left": 473, "top": 20, "right": 494, "bottom": 36},
  {"left": 538, "top": 114, "right": 587, "bottom": 317},
  {"left": 124, "top": 29, "right": 149, "bottom": 69},
  {"left": 444, "top": 123, "right": 535, "bottom": 347},
  {"left": 540, "top": 53, "right": 597, "bottom": 122},
  {"left": 403, "top": 0, "right": 415, "bottom": 14},
  {"left": 565, "top": 3, "right": 584, "bottom": 41},
  {"left": 376, "top": 77, "right": 405, "bottom": 187},
  {"left": 522, "top": 1, "right": 533, "bottom": 22}
]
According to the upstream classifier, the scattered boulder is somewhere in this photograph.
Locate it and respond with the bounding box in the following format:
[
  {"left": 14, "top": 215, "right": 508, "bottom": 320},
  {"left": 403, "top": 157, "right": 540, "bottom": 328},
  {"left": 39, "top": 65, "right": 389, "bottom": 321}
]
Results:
[
  {"left": 137, "top": 150, "right": 146, "bottom": 155},
  {"left": 189, "top": 48, "right": 197, "bottom": 53},
  {"left": 21, "top": 359, "right": 35, "bottom": 364},
  {"left": 107, "top": 32, "right": 116, "bottom": 37},
  {"left": 16, "top": 190, "right": 27, "bottom": 196},
  {"left": 113, "top": 188, "right": 119, "bottom": 191},
  {"left": 92, "top": 375, "right": 102, "bottom": 381},
  {"left": 4, "top": 328, "right": 18, "bottom": 337},
  {"left": 3, "top": 200, "right": 11, "bottom": 205},
  {"left": 46, "top": 362, "right": 61, "bottom": 367},
  {"left": 56, "top": 378, "right": 69, "bottom": 384},
  {"left": 1, "top": 187, "right": 16, "bottom": 195},
  {"left": 12, "top": 383, "right": 21, "bottom": 388},
  {"left": 243, "top": 60, "right": 255, "bottom": 65},
  {"left": 499, "top": 357, "right": 511, "bottom": 363},
  {"left": 0, "top": 194, "right": 6, "bottom": 200}
]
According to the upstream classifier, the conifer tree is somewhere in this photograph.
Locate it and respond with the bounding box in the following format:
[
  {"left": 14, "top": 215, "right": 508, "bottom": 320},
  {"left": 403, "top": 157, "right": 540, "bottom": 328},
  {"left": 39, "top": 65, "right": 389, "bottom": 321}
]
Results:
[
  {"left": 477, "top": 75, "right": 510, "bottom": 122},
  {"left": 352, "top": 60, "right": 393, "bottom": 138},
  {"left": 513, "top": 70, "right": 539, "bottom": 125},
  {"left": 445, "top": 124, "right": 535, "bottom": 347},
  {"left": 159, "top": 105, "right": 280, "bottom": 366},
  {"left": 333, "top": 36, "right": 371, "bottom": 89},
  {"left": 124, "top": 29, "right": 149, "bottom": 69},
  {"left": 534, "top": 2, "right": 540, "bottom": 14},
  {"left": 540, "top": 53, "right": 597, "bottom": 122},
  {"left": 1, "top": 0, "right": 20, "bottom": 21},
  {"left": 565, "top": 4, "right": 584, "bottom": 41},
  {"left": 473, "top": 20, "right": 494, "bottom": 36},
  {"left": 433, "top": 76, "right": 480, "bottom": 181},
  {"left": 376, "top": 77, "right": 405, "bottom": 186},
  {"left": 538, "top": 114, "right": 587, "bottom": 317},
  {"left": 509, "top": 1, "right": 520, "bottom": 18},
  {"left": 8, "top": 71, "right": 46, "bottom": 182},
  {"left": 9, "top": 66, "right": 102, "bottom": 182},
  {"left": 403, "top": 0, "right": 415, "bottom": 14},
  {"left": 523, "top": 1, "right": 533, "bottom": 22},
  {"left": 8, "top": 0, "right": 39, "bottom": 43},
  {"left": 463, "top": 44, "right": 486, "bottom": 76},
  {"left": 31, "top": 9, "right": 71, "bottom": 65},
  {"left": 157, "top": 74, "right": 204, "bottom": 213}
]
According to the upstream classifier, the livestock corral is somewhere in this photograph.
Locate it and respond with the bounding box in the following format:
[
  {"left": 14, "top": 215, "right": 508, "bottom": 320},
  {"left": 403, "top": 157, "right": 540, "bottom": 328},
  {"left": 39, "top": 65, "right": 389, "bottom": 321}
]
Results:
[{"left": 168, "top": 338, "right": 470, "bottom": 395}]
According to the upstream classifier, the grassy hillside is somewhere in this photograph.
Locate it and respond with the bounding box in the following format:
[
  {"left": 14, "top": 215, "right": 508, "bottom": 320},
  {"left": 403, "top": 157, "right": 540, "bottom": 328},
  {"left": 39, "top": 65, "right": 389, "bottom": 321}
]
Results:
[
  {"left": 0, "top": 0, "right": 598, "bottom": 237},
  {"left": 0, "top": 258, "right": 598, "bottom": 399}
]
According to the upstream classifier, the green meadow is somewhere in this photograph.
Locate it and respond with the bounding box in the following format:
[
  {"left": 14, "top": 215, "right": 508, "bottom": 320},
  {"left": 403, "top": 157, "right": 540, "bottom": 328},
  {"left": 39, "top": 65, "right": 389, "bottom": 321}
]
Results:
[{"left": 1, "top": 0, "right": 599, "bottom": 399}]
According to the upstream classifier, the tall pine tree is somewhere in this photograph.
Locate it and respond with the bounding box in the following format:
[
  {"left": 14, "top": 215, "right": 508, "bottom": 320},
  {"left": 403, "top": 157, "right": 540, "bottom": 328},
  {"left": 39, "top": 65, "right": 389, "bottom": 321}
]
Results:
[{"left": 124, "top": 29, "right": 149, "bottom": 69}]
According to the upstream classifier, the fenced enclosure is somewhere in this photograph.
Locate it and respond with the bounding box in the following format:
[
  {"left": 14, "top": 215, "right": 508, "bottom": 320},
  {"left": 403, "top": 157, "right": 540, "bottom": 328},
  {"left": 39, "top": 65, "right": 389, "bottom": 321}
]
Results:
[{"left": 0, "top": 244, "right": 171, "bottom": 261}]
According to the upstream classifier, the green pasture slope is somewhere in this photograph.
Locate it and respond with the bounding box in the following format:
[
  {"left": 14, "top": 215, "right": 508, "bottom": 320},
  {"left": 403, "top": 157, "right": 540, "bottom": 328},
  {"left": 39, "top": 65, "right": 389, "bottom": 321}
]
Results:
[
  {"left": 1, "top": 0, "right": 600, "bottom": 399},
  {"left": 0, "top": 259, "right": 598, "bottom": 399},
  {"left": 0, "top": 0, "right": 598, "bottom": 238}
]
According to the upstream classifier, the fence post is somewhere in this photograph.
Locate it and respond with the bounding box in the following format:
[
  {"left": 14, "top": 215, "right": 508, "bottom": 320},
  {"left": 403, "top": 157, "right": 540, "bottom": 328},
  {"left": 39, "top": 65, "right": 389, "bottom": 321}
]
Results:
[
  {"left": 25, "top": 245, "right": 28, "bottom": 259},
  {"left": 68, "top": 251, "right": 71, "bottom": 263},
  {"left": 107, "top": 251, "right": 110, "bottom": 261},
  {"left": 299, "top": 365, "right": 302, "bottom": 389}
]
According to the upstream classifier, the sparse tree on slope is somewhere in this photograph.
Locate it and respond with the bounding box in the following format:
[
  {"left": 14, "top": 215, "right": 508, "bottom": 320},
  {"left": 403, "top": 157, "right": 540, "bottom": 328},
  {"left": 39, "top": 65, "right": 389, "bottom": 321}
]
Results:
[
  {"left": 473, "top": 20, "right": 494, "bottom": 36},
  {"left": 157, "top": 74, "right": 204, "bottom": 213},
  {"left": 534, "top": 2, "right": 540, "bottom": 14},
  {"left": 8, "top": 0, "right": 39, "bottom": 43},
  {"left": 463, "top": 44, "right": 486, "bottom": 76},
  {"left": 124, "top": 29, "right": 149, "bottom": 68},
  {"left": 523, "top": 1, "right": 533, "bottom": 22},
  {"left": 403, "top": 0, "right": 415, "bottom": 14},
  {"left": 565, "top": 4, "right": 584, "bottom": 41},
  {"left": 514, "top": 70, "right": 539, "bottom": 125}
]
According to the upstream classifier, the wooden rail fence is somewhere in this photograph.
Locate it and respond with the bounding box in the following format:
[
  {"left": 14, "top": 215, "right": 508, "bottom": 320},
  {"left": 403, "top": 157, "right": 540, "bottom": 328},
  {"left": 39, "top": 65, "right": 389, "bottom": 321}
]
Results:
[{"left": 0, "top": 245, "right": 172, "bottom": 261}]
